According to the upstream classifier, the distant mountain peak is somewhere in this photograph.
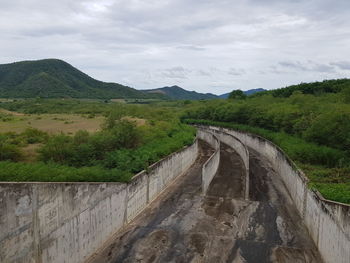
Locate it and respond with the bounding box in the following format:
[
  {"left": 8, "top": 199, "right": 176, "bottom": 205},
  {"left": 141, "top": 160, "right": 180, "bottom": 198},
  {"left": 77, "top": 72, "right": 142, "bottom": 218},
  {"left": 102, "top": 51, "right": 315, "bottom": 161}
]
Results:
[
  {"left": 0, "top": 59, "right": 163, "bottom": 99},
  {"left": 144, "top": 86, "right": 218, "bottom": 100}
]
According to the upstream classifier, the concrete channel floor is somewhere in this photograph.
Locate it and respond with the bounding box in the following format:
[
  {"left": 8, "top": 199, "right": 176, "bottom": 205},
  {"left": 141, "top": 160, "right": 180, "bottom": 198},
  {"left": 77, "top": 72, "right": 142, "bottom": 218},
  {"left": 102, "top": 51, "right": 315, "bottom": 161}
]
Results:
[{"left": 87, "top": 140, "right": 323, "bottom": 263}]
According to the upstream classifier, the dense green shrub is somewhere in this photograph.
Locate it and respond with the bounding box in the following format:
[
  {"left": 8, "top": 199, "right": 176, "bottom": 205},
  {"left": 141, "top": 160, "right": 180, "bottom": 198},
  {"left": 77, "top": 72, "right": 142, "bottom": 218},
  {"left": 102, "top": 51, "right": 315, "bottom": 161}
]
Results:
[
  {"left": 21, "top": 127, "right": 49, "bottom": 144},
  {"left": 0, "top": 121, "right": 195, "bottom": 182},
  {"left": 0, "top": 141, "right": 22, "bottom": 162},
  {"left": 0, "top": 161, "right": 130, "bottom": 182},
  {"left": 304, "top": 111, "right": 350, "bottom": 152},
  {"left": 185, "top": 119, "right": 348, "bottom": 167},
  {"left": 0, "top": 112, "right": 14, "bottom": 122},
  {"left": 38, "top": 120, "right": 142, "bottom": 166}
]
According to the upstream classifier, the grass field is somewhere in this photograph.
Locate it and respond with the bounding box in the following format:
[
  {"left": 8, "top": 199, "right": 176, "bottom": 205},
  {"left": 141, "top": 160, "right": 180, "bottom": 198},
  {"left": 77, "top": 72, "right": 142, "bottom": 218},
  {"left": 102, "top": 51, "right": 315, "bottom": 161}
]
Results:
[{"left": 0, "top": 110, "right": 104, "bottom": 134}]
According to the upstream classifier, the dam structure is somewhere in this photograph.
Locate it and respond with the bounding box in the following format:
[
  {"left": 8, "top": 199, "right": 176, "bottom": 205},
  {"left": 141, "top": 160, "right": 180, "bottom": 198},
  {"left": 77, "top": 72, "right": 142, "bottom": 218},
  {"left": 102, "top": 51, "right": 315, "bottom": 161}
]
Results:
[{"left": 1, "top": 127, "right": 349, "bottom": 263}]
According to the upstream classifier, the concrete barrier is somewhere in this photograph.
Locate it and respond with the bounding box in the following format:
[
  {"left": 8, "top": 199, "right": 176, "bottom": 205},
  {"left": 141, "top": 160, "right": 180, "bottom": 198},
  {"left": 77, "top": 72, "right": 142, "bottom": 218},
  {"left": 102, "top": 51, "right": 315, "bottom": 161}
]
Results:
[
  {"left": 0, "top": 140, "right": 198, "bottom": 263},
  {"left": 197, "top": 127, "right": 250, "bottom": 199},
  {"left": 207, "top": 125, "right": 350, "bottom": 263},
  {"left": 197, "top": 129, "right": 220, "bottom": 194},
  {"left": 209, "top": 129, "right": 250, "bottom": 199},
  {"left": 0, "top": 182, "right": 128, "bottom": 263}
]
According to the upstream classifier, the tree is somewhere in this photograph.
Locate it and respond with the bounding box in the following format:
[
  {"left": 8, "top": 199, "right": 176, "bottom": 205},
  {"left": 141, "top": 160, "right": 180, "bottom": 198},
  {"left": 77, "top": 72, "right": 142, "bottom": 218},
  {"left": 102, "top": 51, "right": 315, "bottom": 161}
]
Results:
[{"left": 228, "top": 90, "right": 246, "bottom": 100}]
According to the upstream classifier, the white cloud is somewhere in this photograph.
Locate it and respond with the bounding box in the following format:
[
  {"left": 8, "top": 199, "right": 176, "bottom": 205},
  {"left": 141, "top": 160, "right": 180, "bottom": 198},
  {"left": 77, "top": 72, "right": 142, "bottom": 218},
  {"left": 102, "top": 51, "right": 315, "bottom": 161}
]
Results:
[{"left": 0, "top": 0, "right": 350, "bottom": 94}]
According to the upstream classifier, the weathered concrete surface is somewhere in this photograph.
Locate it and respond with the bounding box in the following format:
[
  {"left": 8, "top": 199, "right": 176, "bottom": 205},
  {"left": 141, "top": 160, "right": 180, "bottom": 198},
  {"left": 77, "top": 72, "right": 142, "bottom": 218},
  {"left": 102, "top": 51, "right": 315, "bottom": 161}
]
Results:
[
  {"left": 0, "top": 141, "right": 198, "bottom": 263},
  {"left": 208, "top": 128, "right": 250, "bottom": 199},
  {"left": 209, "top": 126, "right": 350, "bottom": 263},
  {"left": 197, "top": 129, "right": 220, "bottom": 194},
  {"left": 88, "top": 141, "right": 322, "bottom": 263}
]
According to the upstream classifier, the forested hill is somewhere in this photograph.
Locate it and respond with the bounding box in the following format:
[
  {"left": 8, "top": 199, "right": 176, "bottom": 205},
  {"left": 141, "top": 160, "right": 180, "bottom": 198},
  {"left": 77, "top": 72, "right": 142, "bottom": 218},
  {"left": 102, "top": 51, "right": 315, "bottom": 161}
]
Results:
[
  {"left": 144, "top": 85, "right": 218, "bottom": 100},
  {"left": 257, "top": 79, "right": 350, "bottom": 98},
  {"left": 0, "top": 59, "right": 164, "bottom": 99}
]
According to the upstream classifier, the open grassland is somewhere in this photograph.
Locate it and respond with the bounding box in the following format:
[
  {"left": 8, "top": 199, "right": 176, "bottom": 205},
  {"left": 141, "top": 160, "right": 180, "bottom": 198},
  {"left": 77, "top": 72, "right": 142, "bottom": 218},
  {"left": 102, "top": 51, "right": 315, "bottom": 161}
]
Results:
[
  {"left": 0, "top": 112, "right": 104, "bottom": 134},
  {"left": 0, "top": 99, "right": 195, "bottom": 182}
]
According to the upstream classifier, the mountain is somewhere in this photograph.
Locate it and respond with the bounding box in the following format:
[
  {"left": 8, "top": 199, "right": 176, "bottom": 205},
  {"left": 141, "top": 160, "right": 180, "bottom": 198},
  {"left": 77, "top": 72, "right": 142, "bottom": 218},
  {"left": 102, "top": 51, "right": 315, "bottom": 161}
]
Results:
[
  {"left": 0, "top": 59, "right": 163, "bottom": 99},
  {"left": 244, "top": 88, "right": 267, "bottom": 95},
  {"left": 144, "top": 86, "right": 218, "bottom": 100},
  {"left": 219, "top": 88, "right": 267, "bottom": 98}
]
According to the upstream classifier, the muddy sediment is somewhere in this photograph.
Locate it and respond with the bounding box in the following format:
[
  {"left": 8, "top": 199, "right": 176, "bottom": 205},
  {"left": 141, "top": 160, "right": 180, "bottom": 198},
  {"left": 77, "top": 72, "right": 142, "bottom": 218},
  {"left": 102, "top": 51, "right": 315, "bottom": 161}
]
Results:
[{"left": 88, "top": 141, "right": 322, "bottom": 263}]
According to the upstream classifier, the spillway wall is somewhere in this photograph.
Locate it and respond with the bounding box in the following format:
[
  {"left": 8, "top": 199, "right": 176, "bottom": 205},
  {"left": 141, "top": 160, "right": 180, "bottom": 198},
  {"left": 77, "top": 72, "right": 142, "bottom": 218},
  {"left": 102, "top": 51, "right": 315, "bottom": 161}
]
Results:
[
  {"left": 207, "top": 125, "right": 350, "bottom": 263},
  {"left": 197, "top": 129, "right": 220, "bottom": 194},
  {"left": 0, "top": 140, "right": 198, "bottom": 263}
]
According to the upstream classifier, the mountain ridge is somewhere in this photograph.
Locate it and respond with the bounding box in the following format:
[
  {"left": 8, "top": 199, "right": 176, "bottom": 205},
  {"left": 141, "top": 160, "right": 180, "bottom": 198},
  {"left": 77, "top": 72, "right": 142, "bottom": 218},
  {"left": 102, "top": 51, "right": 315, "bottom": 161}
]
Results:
[
  {"left": 0, "top": 59, "right": 163, "bottom": 99},
  {"left": 219, "top": 88, "right": 267, "bottom": 98},
  {"left": 144, "top": 85, "right": 218, "bottom": 100}
]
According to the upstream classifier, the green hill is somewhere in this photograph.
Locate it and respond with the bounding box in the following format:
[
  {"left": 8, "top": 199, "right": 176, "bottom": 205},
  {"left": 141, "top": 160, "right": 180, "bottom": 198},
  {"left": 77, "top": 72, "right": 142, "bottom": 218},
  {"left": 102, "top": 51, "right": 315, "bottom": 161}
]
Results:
[
  {"left": 0, "top": 59, "right": 163, "bottom": 99},
  {"left": 144, "top": 85, "right": 218, "bottom": 100},
  {"left": 261, "top": 79, "right": 350, "bottom": 98}
]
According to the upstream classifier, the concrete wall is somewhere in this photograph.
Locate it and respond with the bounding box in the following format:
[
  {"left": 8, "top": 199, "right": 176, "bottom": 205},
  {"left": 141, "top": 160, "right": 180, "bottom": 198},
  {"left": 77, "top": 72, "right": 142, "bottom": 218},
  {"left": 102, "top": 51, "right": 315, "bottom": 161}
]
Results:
[
  {"left": 0, "top": 141, "right": 198, "bottom": 263},
  {"left": 197, "top": 129, "right": 220, "bottom": 194},
  {"left": 207, "top": 125, "right": 350, "bottom": 263},
  {"left": 197, "top": 128, "right": 249, "bottom": 199},
  {"left": 200, "top": 128, "right": 250, "bottom": 199}
]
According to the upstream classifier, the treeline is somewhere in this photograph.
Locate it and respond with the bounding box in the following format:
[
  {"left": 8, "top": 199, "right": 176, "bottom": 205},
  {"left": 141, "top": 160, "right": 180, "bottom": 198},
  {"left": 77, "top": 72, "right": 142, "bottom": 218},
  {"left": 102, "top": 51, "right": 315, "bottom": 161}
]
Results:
[
  {"left": 183, "top": 89, "right": 350, "bottom": 153},
  {"left": 256, "top": 79, "right": 350, "bottom": 98},
  {"left": 182, "top": 82, "right": 350, "bottom": 203}
]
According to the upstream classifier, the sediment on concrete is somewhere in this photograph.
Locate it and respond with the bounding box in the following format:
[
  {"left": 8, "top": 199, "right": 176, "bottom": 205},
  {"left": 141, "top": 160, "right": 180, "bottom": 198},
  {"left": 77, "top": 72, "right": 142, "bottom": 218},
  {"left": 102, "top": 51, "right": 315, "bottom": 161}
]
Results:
[
  {"left": 205, "top": 125, "right": 350, "bottom": 263},
  {"left": 197, "top": 129, "right": 220, "bottom": 194},
  {"left": 0, "top": 140, "right": 198, "bottom": 263},
  {"left": 207, "top": 128, "right": 250, "bottom": 200}
]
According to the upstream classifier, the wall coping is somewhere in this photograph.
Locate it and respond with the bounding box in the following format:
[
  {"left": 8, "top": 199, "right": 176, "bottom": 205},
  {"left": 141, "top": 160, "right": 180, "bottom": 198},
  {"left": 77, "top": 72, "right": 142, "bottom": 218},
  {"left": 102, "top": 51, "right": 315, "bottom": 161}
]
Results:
[{"left": 198, "top": 129, "right": 220, "bottom": 170}]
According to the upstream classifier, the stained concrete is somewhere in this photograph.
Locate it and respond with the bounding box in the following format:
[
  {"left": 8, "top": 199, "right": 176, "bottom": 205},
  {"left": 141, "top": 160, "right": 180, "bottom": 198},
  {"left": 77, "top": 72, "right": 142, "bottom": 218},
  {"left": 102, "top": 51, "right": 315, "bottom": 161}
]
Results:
[
  {"left": 88, "top": 141, "right": 322, "bottom": 263},
  {"left": 213, "top": 126, "right": 350, "bottom": 263},
  {"left": 0, "top": 141, "right": 199, "bottom": 263},
  {"left": 197, "top": 129, "right": 220, "bottom": 195}
]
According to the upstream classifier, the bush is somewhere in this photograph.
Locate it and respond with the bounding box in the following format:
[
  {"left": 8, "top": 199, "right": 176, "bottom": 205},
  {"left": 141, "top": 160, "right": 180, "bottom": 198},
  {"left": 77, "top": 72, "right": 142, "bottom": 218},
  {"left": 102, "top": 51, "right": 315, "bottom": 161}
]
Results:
[
  {"left": 0, "top": 135, "right": 23, "bottom": 161},
  {"left": 0, "top": 161, "right": 131, "bottom": 182},
  {"left": 21, "top": 127, "right": 49, "bottom": 144},
  {"left": 38, "top": 134, "right": 74, "bottom": 164},
  {"left": 304, "top": 111, "right": 350, "bottom": 152}
]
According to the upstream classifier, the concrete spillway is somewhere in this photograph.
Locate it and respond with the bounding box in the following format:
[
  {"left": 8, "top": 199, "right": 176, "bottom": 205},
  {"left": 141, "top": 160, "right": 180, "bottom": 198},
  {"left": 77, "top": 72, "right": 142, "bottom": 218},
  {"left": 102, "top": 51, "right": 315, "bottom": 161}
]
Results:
[
  {"left": 2, "top": 127, "right": 348, "bottom": 262},
  {"left": 88, "top": 141, "right": 322, "bottom": 263}
]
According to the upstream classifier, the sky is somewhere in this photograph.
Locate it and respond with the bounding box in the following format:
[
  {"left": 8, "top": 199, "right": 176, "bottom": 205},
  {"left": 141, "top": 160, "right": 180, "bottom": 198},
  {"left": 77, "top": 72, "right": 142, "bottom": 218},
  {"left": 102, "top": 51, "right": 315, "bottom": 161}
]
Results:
[{"left": 1, "top": 0, "right": 350, "bottom": 95}]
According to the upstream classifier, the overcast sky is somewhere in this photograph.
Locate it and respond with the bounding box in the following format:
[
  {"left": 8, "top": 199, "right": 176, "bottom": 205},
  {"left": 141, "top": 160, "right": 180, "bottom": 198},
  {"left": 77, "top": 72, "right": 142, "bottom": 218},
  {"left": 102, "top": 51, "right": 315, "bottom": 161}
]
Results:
[{"left": 1, "top": 0, "right": 350, "bottom": 94}]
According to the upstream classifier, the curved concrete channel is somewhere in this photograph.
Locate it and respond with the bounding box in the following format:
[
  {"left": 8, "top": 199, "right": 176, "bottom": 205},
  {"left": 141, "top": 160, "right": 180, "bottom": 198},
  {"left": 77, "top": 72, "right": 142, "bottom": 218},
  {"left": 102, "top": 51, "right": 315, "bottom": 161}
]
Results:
[{"left": 87, "top": 140, "right": 322, "bottom": 263}]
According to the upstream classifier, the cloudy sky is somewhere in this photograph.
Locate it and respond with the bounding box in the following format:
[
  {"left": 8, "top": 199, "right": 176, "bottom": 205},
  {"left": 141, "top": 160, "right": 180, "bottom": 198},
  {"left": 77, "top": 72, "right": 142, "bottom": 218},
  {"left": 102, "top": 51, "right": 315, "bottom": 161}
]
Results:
[{"left": 1, "top": 0, "right": 350, "bottom": 94}]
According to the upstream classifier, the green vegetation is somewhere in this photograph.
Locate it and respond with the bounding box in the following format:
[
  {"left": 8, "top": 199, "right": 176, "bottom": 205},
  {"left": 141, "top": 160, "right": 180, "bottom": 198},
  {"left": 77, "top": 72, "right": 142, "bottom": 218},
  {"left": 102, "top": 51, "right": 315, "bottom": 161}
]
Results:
[
  {"left": 184, "top": 119, "right": 347, "bottom": 167},
  {"left": 265, "top": 79, "right": 350, "bottom": 98},
  {"left": 1, "top": 76, "right": 350, "bottom": 203},
  {"left": 0, "top": 100, "right": 195, "bottom": 182},
  {"left": 182, "top": 79, "right": 350, "bottom": 203},
  {"left": 0, "top": 59, "right": 165, "bottom": 99},
  {"left": 228, "top": 90, "right": 247, "bottom": 100}
]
